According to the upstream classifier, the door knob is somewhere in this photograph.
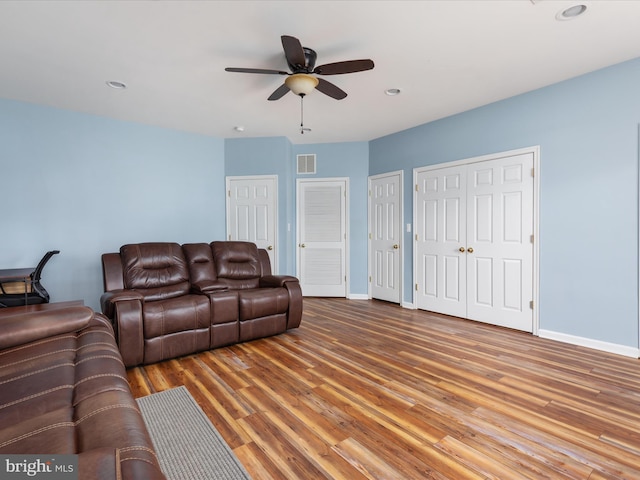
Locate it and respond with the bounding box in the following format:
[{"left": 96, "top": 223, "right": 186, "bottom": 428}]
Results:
[
  {"left": 393, "top": 244, "right": 399, "bottom": 250},
  {"left": 459, "top": 247, "right": 465, "bottom": 253},
  {"left": 467, "top": 247, "right": 474, "bottom": 253},
  {"left": 299, "top": 243, "right": 306, "bottom": 248},
  {"left": 267, "top": 245, "right": 273, "bottom": 251}
]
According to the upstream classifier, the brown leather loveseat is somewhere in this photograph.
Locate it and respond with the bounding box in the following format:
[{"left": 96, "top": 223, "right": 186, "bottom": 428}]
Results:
[
  {"left": 0, "top": 306, "right": 165, "bottom": 479},
  {"left": 100, "top": 241, "right": 302, "bottom": 367}
]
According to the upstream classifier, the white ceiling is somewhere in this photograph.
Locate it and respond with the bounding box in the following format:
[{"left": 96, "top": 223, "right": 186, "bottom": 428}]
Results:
[{"left": 1, "top": 1, "right": 639, "bottom": 145}]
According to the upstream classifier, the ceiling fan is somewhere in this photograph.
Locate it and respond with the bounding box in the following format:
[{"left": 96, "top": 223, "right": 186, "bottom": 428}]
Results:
[{"left": 225, "top": 35, "right": 374, "bottom": 101}]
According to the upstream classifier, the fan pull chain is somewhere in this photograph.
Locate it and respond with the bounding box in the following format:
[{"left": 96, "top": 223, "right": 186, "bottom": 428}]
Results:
[
  {"left": 299, "top": 94, "right": 311, "bottom": 134},
  {"left": 300, "top": 94, "right": 305, "bottom": 134}
]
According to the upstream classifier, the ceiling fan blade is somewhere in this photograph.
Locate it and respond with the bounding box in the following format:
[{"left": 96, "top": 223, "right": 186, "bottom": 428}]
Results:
[
  {"left": 225, "top": 67, "right": 289, "bottom": 75},
  {"left": 281, "top": 35, "right": 306, "bottom": 71},
  {"left": 268, "top": 83, "right": 290, "bottom": 101},
  {"left": 315, "top": 78, "right": 347, "bottom": 100},
  {"left": 313, "top": 59, "right": 375, "bottom": 75}
]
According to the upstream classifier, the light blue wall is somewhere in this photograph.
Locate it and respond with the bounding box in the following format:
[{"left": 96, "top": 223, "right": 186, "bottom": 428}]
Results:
[
  {"left": 0, "top": 99, "right": 226, "bottom": 311},
  {"left": 292, "top": 142, "right": 370, "bottom": 296},
  {"left": 370, "top": 57, "right": 640, "bottom": 348}
]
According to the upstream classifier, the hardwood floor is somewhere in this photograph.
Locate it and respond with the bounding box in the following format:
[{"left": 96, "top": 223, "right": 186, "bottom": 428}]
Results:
[{"left": 127, "top": 298, "right": 640, "bottom": 479}]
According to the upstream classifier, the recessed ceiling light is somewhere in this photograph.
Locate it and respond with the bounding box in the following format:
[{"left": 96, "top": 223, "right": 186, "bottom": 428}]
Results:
[
  {"left": 234, "top": 126, "right": 245, "bottom": 132},
  {"left": 556, "top": 4, "right": 587, "bottom": 20},
  {"left": 385, "top": 88, "right": 401, "bottom": 96},
  {"left": 106, "top": 80, "right": 127, "bottom": 89}
]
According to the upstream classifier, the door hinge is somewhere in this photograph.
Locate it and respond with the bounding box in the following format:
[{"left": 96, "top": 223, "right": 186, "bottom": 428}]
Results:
[
  {"left": 531, "top": 168, "right": 535, "bottom": 177},
  {"left": 530, "top": 234, "right": 534, "bottom": 243},
  {"left": 368, "top": 189, "right": 371, "bottom": 197},
  {"left": 228, "top": 234, "right": 232, "bottom": 241},
  {"left": 369, "top": 276, "right": 372, "bottom": 283},
  {"left": 228, "top": 190, "right": 231, "bottom": 197},
  {"left": 415, "top": 184, "right": 419, "bottom": 192},
  {"left": 415, "top": 283, "right": 419, "bottom": 291},
  {"left": 369, "top": 233, "right": 372, "bottom": 239},
  {"left": 529, "top": 300, "right": 534, "bottom": 309},
  {"left": 415, "top": 234, "right": 418, "bottom": 241}
]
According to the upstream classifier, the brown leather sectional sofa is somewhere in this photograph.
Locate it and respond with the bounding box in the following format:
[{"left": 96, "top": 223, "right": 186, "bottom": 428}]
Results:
[
  {"left": 0, "top": 306, "right": 165, "bottom": 479},
  {"left": 100, "top": 241, "right": 303, "bottom": 367}
]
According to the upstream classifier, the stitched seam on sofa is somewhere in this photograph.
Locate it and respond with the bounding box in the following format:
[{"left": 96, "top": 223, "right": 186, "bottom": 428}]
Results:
[
  {"left": 119, "top": 445, "right": 159, "bottom": 461},
  {"left": 76, "top": 341, "right": 119, "bottom": 351},
  {"left": 77, "top": 329, "right": 114, "bottom": 341},
  {"left": 71, "top": 386, "right": 131, "bottom": 408},
  {"left": 91, "top": 315, "right": 113, "bottom": 329},
  {"left": 115, "top": 447, "right": 122, "bottom": 480},
  {"left": 75, "top": 403, "right": 141, "bottom": 424},
  {"left": 0, "top": 362, "right": 75, "bottom": 385},
  {"left": 0, "top": 349, "right": 75, "bottom": 369},
  {"left": 74, "top": 373, "right": 128, "bottom": 386},
  {"left": 0, "top": 422, "right": 75, "bottom": 449},
  {"left": 117, "top": 445, "right": 159, "bottom": 466},
  {"left": 0, "top": 385, "right": 73, "bottom": 411},
  {"left": 75, "top": 354, "right": 124, "bottom": 367},
  {"left": 119, "top": 456, "right": 159, "bottom": 468},
  {"left": 0, "top": 335, "right": 75, "bottom": 357}
]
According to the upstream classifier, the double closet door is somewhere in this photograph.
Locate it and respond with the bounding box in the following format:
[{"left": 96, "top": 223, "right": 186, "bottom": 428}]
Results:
[{"left": 415, "top": 151, "right": 535, "bottom": 332}]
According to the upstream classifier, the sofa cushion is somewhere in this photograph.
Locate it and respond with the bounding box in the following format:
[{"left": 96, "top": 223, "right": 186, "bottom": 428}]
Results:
[
  {"left": 143, "top": 295, "right": 210, "bottom": 338},
  {"left": 238, "top": 288, "right": 289, "bottom": 321},
  {"left": 183, "top": 243, "right": 217, "bottom": 284},
  {"left": 212, "top": 241, "right": 260, "bottom": 289},
  {"left": 121, "top": 243, "right": 190, "bottom": 301}
]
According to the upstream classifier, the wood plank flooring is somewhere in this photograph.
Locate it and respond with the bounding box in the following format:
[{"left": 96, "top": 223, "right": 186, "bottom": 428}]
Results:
[{"left": 127, "top": 298, "right": 640, "bottom": 479}]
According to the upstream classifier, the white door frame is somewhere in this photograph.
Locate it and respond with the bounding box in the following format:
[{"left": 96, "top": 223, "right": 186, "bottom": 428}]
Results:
[
  {"left": 413, "top": 146, "right": 540, "bottom": 334},
  {"left": 226, "top": 175, "right": 278, "bottom": 272},
  {"left": 296, "top": 177, "right": 349, "bottom": 297},
  {"left": 368, "top": 170, "right": 404, "bottom": 304}
]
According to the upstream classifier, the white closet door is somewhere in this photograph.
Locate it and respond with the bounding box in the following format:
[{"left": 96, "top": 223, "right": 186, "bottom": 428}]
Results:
[
  {"left": 415, "top": 166, "right": 467, "bottom": 317},
  {"left": 369, "top": 171, "right": 402, "bottom": 303},
  {"left": 226, "top": 176, "right": 277, "bottom": 270},
  {"left": 466, "top": 153, "right": 534, "bottom": 331},
  {"left": 297, "top": 179, "right": 347, "bottom": 297},
  {"left": 414, "top": 150, "right": 536, "bottom": 332}
]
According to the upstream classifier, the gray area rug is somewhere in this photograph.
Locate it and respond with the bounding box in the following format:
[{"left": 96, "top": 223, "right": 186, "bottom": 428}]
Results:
[{"left": 137, "top": 386, "right": 252, "bottom": 480}]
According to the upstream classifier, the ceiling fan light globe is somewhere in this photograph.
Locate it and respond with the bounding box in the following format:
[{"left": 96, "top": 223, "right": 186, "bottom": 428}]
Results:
[{"left": 285, "top": 74, "right": 319, "bottom": 96}]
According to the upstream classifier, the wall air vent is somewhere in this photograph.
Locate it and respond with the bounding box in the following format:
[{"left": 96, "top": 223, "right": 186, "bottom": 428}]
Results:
[{"left": 297, "top": 154, "right": 316, "bottom": 174}]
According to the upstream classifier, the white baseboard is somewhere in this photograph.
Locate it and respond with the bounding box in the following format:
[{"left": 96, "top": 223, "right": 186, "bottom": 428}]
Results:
[
  {"left": 347, "top": 293, "right": 369, "bottom": 300},
  {"left": 538, "top": 329, "right": 639, "bottom": 358}
]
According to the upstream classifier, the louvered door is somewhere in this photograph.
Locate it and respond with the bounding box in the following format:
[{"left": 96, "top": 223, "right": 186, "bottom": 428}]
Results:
[{"left": 297, "top": 179, "right": 348, "bottom": 297}]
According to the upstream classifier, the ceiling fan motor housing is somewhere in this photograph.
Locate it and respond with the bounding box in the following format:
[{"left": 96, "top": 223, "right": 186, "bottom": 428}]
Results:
[{"left": 288, "top": 47, "right": 317, "bottom": 72}]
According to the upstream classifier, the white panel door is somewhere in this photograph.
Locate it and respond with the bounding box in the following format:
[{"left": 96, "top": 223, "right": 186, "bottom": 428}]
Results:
[
  {"left": 414, "top": 149, "right": 536, "bottom": 333},
  {"left": 415, "top": 166, "right": 467, "bottom": 317},
  {"left": 466, "top": 153, "right": 534, "bottom": 331},
  {"left": 297, "top": 179, "right": 347, "bottom": 297},
  {"left": 369, "top": 171, "right": 402, "bottom": 303},
  {"left": 226, "top": 175, "right": 277, "bottom": 270}
]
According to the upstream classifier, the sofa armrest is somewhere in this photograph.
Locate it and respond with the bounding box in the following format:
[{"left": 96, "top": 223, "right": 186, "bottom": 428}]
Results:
[
  {"left": 101, "top": 289, "right": 144, "bottom": 319},
  {"left": 190, "top": 281, "right": 229, "bottom": 294},
  {"left": 259, "top": 275, "right": 299, "bottom": 288},
  {"left": 0, "top": 306, "right": 94, "bottom": 350},
  {"left": 259, "top": 275, "right": 303, "bottom": 329},
  {"left": 111, "top": 300, "right": 145, "bottom": 368}
]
